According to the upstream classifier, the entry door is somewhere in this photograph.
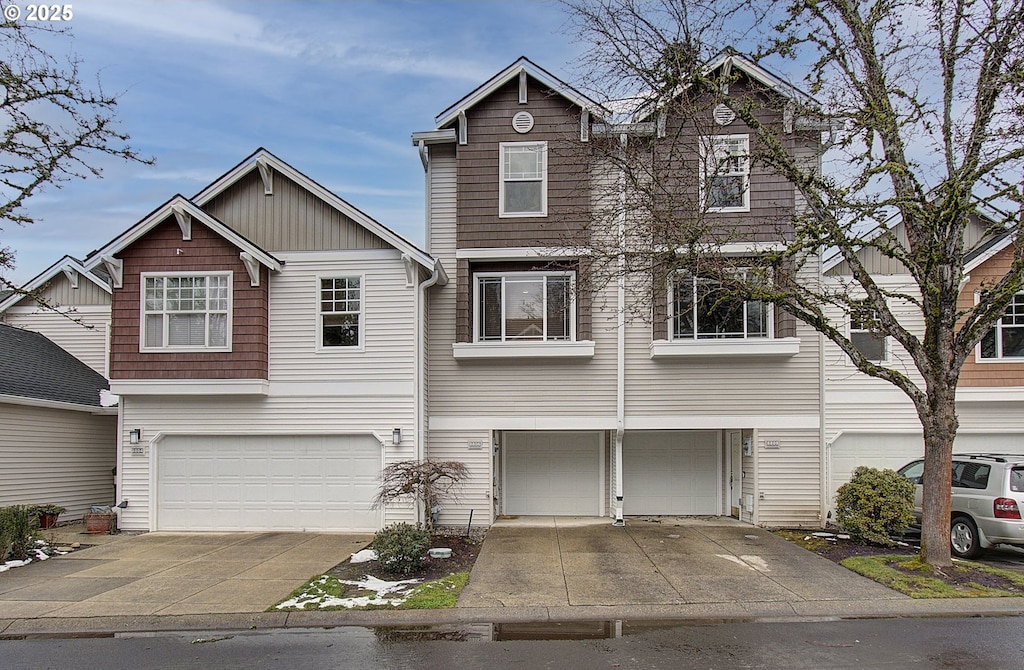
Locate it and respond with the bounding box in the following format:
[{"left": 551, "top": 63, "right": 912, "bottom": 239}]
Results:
[{"left": 728, "top": 431, "right": 743, "bottom": 518}]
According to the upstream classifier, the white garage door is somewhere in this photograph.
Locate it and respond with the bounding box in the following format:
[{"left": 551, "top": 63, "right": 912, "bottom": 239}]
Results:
[
  {"left": 156, "top": 434, "right": 381, "bottom": 532},
  {"left": 623, "top": 431, "right": 720, "bottom": 515},
  {"left": 503, "top": 431, "right": 602, "bottom": 516}
]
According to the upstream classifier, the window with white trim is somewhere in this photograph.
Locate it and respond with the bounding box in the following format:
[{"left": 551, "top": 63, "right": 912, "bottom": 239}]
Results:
[
  {"left": 319, "top": 277, "right": 362, "bottom": 348},
  {"left": 850, "top": 302, "right": 887, "bottom": 362},
  {"left": 142, "top": 273, "right": 230, "bottom": 350},
  {"left": 702, "top": 134, "right": 750, "bottom": 212},
  {"left": 670, "top": 271, "right": 770, "bottom": 340},
  {"left": 980, "top": 291, "right": 1024, "bottom": 359},
  {"left": 475, "top": 272, "right": 573, "bottom": 342},
  {"left": 499, "top": 142, "right": 547, "bottom": 217}
]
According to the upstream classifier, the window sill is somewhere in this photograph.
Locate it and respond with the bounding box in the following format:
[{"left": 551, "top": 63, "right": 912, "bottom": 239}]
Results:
[
  {"left": 453, "top": 341, "right": 595, "bottom": 360},
  {"left": 650, "top": 338, "right": 800, "bottom": 358},
  {"left": 108, "top": 379, "right": 269, "bottom": 395}
]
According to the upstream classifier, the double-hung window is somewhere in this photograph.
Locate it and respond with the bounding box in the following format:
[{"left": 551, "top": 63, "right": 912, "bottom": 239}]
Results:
[
  {"left": 142, "top": 273, "right": 231, "bottom": 350},
  {"left": 702, "top": 134, "right": 750, "bottom": 212},
  {"left": 980, "top": 291, "right": 1024, "bottom": 360},
  {"left": 319, "top": 277, "right": 362, "bottom": 349},
  {"left": 499, "top": 142, "right": 547, "bottom": 217},
  {"left": 475, "top": 272, "right": 573, "bottom": 342},
  {"left": 670, "top": 271, "right": 769, "bottom": 340},
  {"left": 850, "top": 302, "right": 887, "bottom": 362}
]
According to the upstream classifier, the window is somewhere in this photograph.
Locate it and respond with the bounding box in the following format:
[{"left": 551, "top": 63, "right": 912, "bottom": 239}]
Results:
[
  {"left": 702, "top": 134, "right": 750, "bottom": 212},
  {"left": 320, "top": 277, "right": 361, "bottom": 348},
  {"left": 980, "top": 292, "right": 1024, "bottom": 359},
  {"left": 952, "top": 461, "right": 990, "bottom": 490},
  {"left": 142, "top": 273, "right": 230, "bottom": 350},
  {"left": 850, "top": 303, "right": 887, "bottom": 362},
  {"left": 670, "top": 271, "right": 769, "bottom": 340},
  {"left": 475, "top": 272, "right": 573, "bottom": 342},
  {"left": 500, "top": 142, "right": 547, "bottom": 217}
]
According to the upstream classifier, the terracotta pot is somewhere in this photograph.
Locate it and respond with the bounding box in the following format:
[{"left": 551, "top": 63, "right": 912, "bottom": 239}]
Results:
[
  {"left": 83, "top": 512, "right": 116, "bottom": 535},
  {"left": 38, "top": 512, "right": 60, "bottom": 529}
]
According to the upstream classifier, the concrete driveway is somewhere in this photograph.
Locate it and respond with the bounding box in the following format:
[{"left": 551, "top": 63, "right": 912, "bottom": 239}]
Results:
[
  {"left": 458, "top": 517, "right": 906, "bottom": 608},
  {"left": 0, "top": 528, "right": 371, "bottom": 619}
]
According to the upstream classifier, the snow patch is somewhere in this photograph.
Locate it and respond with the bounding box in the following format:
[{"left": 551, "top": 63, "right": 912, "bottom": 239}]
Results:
[
  {"left": 275, "top": 574, "right": 422, "bottom": 611},
  {"left": 350, "top": 549, "right": 377, "bottom": 564}
]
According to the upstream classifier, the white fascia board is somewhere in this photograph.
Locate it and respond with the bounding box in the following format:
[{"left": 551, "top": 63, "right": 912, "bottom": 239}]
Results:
[
  {"left": 0, "top": 393, "right": 117, "bottom": 415},
  {"left": 429, "top": 415, "right": 618, "bottom": 431},
  {"left": 0, "top": 256, "right": 111, "bottom": 312},
  {"left": 454, "top": 246, "right": 588, "bottom": 260},
  {"left": 955, "top": 387, "right": 1024, "bottom": 403},
  {"left": 624, "top": 413, "right": 820, "bottom": 430},
  {"left": 193, "top": 150, "right": 436, "bottom": 273},
  {"left": 410, "top": 129, "right": 457, "bottom": 145},
  {"left": 82, "top": 196, "right": 281, "bottom": 275},
  {"left": 964, "top": 233, "right": 1015, "bottom": 273},
  {"left": 434, "top": 57, "right": 608, "bottom": 129},
  {"left": 108, "top": 379, "right": 270, "bottom": 395}
]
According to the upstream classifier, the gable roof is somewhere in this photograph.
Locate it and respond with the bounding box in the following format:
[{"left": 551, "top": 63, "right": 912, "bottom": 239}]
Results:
[
  {"left": 434, "top": 56, "right": 610, "bottom": 130},
  {"left": 0, "top": 255, "right": 111, "bottom": 313},
  {"left": 82, "top": 195, "right": 283, "bottom": 281},
  {"left": 0, "top": 323, "right": 111, "bottom": 409},
  {"left": 192, "top": 148, "right": 438, "bottom": 273}
]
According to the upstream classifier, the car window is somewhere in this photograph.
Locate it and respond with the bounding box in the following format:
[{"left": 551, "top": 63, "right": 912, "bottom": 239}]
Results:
[
  {"left": 898, "top": 460, "right": 924, "bottom": 484},
  {"left": 953, "top": 462, "right": 990, "bottom": 489},
  {"left": 1012, "top": 467, "right": 1024, "bottom": 493}
]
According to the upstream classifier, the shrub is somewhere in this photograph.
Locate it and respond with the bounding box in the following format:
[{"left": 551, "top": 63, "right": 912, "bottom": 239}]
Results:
[
  {"left": 0, "top": 505, "right": 39, "bottom": 560},
  {"left": 372, "top": 522, "right": 431, "bottom": 575},
  {"left": 835, "top": 466, "right": 915, "bottom": 546}
]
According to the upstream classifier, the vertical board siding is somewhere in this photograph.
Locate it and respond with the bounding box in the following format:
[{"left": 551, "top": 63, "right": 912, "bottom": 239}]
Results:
[
  {"left": 31, "top": 273, "right": 111, "bottom": 307},
  {"left": 3, "top": 308, "right": 110, "bottom": 376},
  {"left": 0, "top": 404, "right": 116, "bottom": 519},
  {"left": 202, "top": 170, "right": 389, "bottom": 252}
]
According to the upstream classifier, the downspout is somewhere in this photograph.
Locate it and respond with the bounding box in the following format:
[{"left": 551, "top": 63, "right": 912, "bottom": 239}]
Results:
[
  {"left": 818, "top": 247, "right": 829, "bottom": 527},
  {"left": 613, "top": 132, "right": 628, "bottom": 527}
]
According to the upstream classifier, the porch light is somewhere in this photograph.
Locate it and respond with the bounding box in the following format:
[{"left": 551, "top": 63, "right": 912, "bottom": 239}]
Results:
[
  {"left": 392, "top": 428, "right": 402, "bottom": 446},
  {"left": 129, "top": 429, "right": 141, "bottom": 445}
]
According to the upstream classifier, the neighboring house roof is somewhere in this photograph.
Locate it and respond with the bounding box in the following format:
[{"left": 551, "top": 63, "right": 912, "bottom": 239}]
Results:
[
  {"left": 433, "top": 56, "right": 610, "bottom": 129},
  {"left": 191, "top": 148, "right": 440, "bottom": 275},
  {"left": 0, "top": 323, "right": 110, "bottom": 409},
  {"left": 0, "top": 255, "right": 111, "bottom": 313}
]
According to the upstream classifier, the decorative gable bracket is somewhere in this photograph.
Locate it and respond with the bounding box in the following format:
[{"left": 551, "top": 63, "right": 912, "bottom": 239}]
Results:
[
  {"left": 61, "top": 267, "right": 80, "bottom": 289},
  {"left": 101, "top": 256, "right": 123, "bottom": 289},
  {"left": 458, "top": 110, "right": 468, "bottom": 145},
  {"left": 239, "top": 252, "right": 262, "bottom": 287},
  {"left": 257, "top": 156, "right": 274, "bottom": 195},
  {"left": 172, "top": 204, "right": 192, "bottom": 241},
  {"left": 402, "top": 254, "right": 416, "bottom": 289},
  {"left": 519, "top": 69, "right": 528, "bottom": 104}
]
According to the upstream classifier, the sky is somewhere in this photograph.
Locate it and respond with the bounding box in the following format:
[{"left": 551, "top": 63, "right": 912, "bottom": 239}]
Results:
[{"left": 5, "top": 0, "right": 588, "bottom": 284}]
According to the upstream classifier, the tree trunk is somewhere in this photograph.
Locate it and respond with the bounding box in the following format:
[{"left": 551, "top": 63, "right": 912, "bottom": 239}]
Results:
[{"left": 919, "top": 389, "right": 957, "bottom": 567}]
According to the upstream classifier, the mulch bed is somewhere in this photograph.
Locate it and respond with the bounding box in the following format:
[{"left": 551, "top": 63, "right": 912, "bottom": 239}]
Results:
[{"left": 326, "top": 533, "right": 482, "bottom": 583}]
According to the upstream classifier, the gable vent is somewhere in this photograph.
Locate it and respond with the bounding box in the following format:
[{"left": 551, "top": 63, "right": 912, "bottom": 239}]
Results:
[
  {"left": 713, "top": 103, "right": 736, "bottom": 126},
  {"left": 512, "top": 111, "right": 535, "bottom": 134}
]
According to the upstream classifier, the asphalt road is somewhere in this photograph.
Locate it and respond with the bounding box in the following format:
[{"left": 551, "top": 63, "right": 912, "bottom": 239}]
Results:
[{"left": 4, "top": 616, "right": 1024, "bottom": 669}]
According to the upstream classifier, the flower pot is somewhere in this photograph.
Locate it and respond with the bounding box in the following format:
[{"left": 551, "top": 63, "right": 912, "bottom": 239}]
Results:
[{"left": 83, "top": 512, "right": 116, "bottom": 535}]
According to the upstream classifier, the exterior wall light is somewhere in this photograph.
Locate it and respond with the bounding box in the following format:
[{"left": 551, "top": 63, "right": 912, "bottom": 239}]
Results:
[
  {"left": 129, "top": 429, "right": 141, "bottom": 445},
  {"left": 392, "top": 428, "right": 402, "bottom": 446}
]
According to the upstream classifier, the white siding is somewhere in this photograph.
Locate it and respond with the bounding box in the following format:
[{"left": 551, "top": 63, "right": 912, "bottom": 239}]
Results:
[
  {"left": 0, "top": 403, "right": 116, "bottom": 519},
  {"left": 755, "top": 428, "right": 822, "bottom": 527},
  {"left": 3, "top": 306, "right": 110, "bottom": 376},
  {"left": 425, "top": 429, "right": 493, "bottom": 528}
]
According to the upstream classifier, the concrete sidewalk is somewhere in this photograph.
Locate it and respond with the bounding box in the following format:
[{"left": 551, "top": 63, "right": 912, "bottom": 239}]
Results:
[{"left": 2, "top": 517, "right": 1024, "bottom": 638}]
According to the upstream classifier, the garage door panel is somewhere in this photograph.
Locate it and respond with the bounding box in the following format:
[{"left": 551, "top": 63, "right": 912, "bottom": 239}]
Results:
[
  {"left": 623, "top": 431, "right": 719, "bottom": 516},
  {"left": 157, "top": 435, "right": 381, "bottom": 532},
  {"left": 504, "top": 432, "right": 601, "bottom": 516}
]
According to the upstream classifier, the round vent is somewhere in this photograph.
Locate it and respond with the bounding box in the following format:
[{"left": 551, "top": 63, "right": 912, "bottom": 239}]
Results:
[
  {"left": 713, "top": 103, "right": 736, "bottom": 126},
  {"left": 512, "top": 111, "right": 535, "bottom": 134}
]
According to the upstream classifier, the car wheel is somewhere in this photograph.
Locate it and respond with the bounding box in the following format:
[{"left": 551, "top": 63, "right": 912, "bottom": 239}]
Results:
[{"left": 950, "top": 516, "right": 983, "bottom": 559}]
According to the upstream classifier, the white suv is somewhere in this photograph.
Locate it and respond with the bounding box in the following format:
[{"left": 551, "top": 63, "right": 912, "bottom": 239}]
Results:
[{"left": 897, "top": 454, "right": 1024, "bottom": 558}]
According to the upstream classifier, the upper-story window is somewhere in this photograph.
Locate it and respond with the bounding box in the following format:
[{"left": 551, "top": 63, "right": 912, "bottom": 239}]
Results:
[
  {"left": 319, "top": 276, "right": 362, "bottom": 349},
  {"left": 499, "top": 142, "right": 547, "bottom": 217},
  {"left": 702, "top": 134, "right": 750, "bottom": 212},
  {"left": 142, "top": 273, "right": 231, "bottom": 351},
  {"left": 850, "top": 302, "right": 887, "bottom": 362},
  {"left": 980, "top": 291, "right": 1024, "bottom": 360},
  {"left": 670, "top": 271, "right": 769, "bottom": 340},
  {"left": 475, "top": 271, "right": 573, "bottom": 342}
]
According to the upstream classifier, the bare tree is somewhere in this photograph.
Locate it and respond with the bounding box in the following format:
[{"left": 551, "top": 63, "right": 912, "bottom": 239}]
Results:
[
  {"left": 0, "top": 21, "right": 151, "bottom": 295},
  {"left": 563, "top": 0, "right": 1024, "bottom": 567},
  {"left": 373, "top": 459, "right": 470, "bottom": 532}
]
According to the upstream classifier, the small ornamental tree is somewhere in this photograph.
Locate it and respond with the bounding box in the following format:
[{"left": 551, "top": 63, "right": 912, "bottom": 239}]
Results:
[
  {"left": 373, "top": 459, "right": 469, "bottom": 531},
  {"left": 835, "top": 466, "right": 915, "bottom": 546}
]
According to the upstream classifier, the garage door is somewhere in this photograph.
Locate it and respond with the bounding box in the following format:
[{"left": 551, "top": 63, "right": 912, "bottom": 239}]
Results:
[
  {"left": 503, "top": 431, "right": 602, "bottom": 516},
  {"left": 623, "top": 431, "right": 719, "bottom": 515},
  {"left": 156, "top": 434, "right": 381, "bottom": 532}
]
